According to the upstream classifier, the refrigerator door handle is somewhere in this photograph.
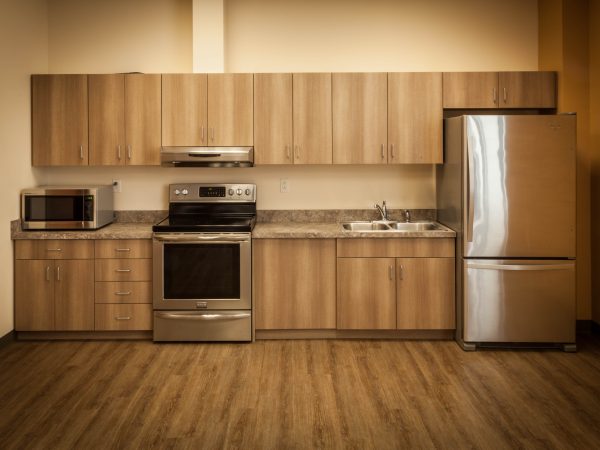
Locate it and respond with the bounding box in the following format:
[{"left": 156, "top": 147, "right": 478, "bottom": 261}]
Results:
[
  {"left": 466, "top": 135, "right": 475, "bottom": 243},
  {"left": 466, "top": 262, "right": 574, "bottom": 271}
]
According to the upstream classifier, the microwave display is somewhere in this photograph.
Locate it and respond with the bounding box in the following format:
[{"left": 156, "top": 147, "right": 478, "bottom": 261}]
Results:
[{"left": 24, "top": 195, "right": 94, "bottom": 222}]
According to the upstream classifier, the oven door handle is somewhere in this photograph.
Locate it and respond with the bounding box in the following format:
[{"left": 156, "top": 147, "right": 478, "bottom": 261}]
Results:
[
  {"left": 153, "top": 234, "right": 250, "bottom": 243},
  {"left": 155, "top": 312, "right": 251, "bottom": 321}
]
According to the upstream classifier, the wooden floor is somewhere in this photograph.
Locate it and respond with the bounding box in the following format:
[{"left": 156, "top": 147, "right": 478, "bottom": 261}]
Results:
[{"left": 0, "top": 336, "right": 599, "bottom": 449}]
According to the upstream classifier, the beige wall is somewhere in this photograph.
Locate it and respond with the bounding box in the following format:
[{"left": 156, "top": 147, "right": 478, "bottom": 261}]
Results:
[
  {"left": 48, "top": 0, "right": 192, "bottom": 73},
  {"left": 590, "top": 0, "right": 600, "bottom": 324},
  {"left": 0, "top": 0, "right": 48, "bottom": 337}
]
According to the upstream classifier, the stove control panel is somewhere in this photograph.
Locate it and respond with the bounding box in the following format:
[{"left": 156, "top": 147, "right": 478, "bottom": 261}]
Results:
[{"left": 169, "top": 183, "right": 256, "bottom": 202}]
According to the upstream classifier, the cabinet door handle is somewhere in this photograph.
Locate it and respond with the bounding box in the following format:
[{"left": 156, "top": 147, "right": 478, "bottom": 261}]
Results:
[
  {"left": 201, "top": 126, "right": 205, "bottom": 142},
  {"left": 115, "top": 248, "right": 131, "bottom": 252},
  {"left": 115, "top": 269, "right": 131, "bottom": 273},
  {"left": 294, "top": 145, "right": 300, "bottom": 160},
  {"left": 286, "top": 145, "right": 291, "bottom": 160},
  {"left": 115, "top": 316, "right": 131, "bottom": 321},
  {"left": 127, "top": 145, "right": 132, "bottom": 160},
  {"left": 56, "top": 266, "right": 60, "bottom": 281},
  {"left": 79, "top": 145, "right": 84, "bottom": 160},
  {"left": 503, "top": 87, "right": 507, "bottom": 103},
  {"left": 493, "top": 88, "right": 497, "bottom": 104},
  {"left": 390, "top": 144, "right": 395, "bottom": 159},
  {"left": 399, "top": 264, "right": 404, "bottom": 280},
  {"left": 210, "top": 127, "right": 214, "bottom": 141},
  {"left": 114, "top": 291, "right": 132, "bottom": 296},
  {"left": 117, "top": 145, "right": 122, "bottom": 160},
  {"left": 46, "top": 248, "right": 62, "bottom": 252},
  {"left": 381, "top": 144, "right": 385, "bottom": 159},
  {"left": 389, "top": 265, "right": 394, "bottom": 281},
  {"left": 46, "top": 266, "right": 51, "bottom": 281}
]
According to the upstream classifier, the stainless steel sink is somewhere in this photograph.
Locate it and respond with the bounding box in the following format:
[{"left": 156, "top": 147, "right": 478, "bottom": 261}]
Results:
[{"left": 341, "top": 221, "right": 445, "bottom": 232}]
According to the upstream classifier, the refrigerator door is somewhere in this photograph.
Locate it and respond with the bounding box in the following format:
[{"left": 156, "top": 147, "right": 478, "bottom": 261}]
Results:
[
  {"left": 464, "top": 115, "right": 576, "bottom": 258},
  {"left": 463, "top": 259, "right": 575, "bottom": 343}
]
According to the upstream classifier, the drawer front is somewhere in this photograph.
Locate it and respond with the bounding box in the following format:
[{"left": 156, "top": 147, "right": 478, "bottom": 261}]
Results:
[
  {"left": 15, "top": 240, "right": 94, "bottom": 260},
  {"left": 336, "top": 238, "right": 454, "bottom": 258},
  {"left": 95, "top": 239, "right": 152, "bottom": 259},
  {"left": 95, "top": 281, "right": 152, "bottom": 303},
  {"left": 95, "top": 304, "right": 153, "bottom": 331},
  {"left": 95, "top": 259, "right": 152, "bottom": 281}
]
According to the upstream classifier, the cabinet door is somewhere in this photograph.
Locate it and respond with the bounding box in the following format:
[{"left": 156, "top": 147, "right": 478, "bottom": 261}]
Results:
[
  {"left": 254, "top": 239, "right": 336, "bottom": 329},
  {"left": 15, "top": 260, "right": 54, "bottom": 331},
  {"left": 54, "top": 260, "right": 94, "bottom": 331},
  {"left": 89, "top": 74, "right": 125, "bottom": 165},
  {"left": 254, "top": 73, "right": 293, "bottom": 164},
  {"left": 332, "top": 73, "right": 387, "bottom": 164},
  {"left": 207, "top": 73, "right": 253, "bottom": 146},
  {"left": 337, "top": 258, "right": 396, "bottom": 329},
  {"left": 396, "top": 258, "right": 455, "bottom": 330},
  {"left": 442, "top": 72, "right": 499, "bottom": 109},
  {"left": 125, "top": 74, "right": 161, "bottom": 165},
  {"left": 499, "top": 71, "right": 556, "bottom": 108},
  {"left": 32, "top": 75, "right": 88, "bottom": 166},
  {"left": 162, "top": 74, "right": 208, "bottom": 146},
  {"left": 292, "top": 73, "right": 333, "bottom": 164},
  {"left": 388, "top": 72, "right": 443, "bottom": 164}
]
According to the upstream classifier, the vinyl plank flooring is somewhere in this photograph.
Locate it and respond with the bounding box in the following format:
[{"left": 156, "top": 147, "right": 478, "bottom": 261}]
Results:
[{"left": 0, "top": 337, "right": 599, "bottom": 449}]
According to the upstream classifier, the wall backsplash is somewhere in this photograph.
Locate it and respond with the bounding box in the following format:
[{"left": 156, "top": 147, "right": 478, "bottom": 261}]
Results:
[{"left": 35, "top": 164, "right": 436, "bottom": 211}]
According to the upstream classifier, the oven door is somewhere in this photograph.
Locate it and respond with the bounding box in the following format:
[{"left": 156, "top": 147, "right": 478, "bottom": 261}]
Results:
[{"left": 153, "top": 233, "right": 251, "bottom": 310}]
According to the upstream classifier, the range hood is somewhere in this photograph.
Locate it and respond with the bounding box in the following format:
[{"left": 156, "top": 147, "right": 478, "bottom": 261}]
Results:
[{"left": 161, "top": 147, "right": 254, "bottom": 167}]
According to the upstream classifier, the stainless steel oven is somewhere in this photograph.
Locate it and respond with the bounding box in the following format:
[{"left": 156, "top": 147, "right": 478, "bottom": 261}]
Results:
[{"left": 152, "top": 183, "right": 256, "bottom": 342}]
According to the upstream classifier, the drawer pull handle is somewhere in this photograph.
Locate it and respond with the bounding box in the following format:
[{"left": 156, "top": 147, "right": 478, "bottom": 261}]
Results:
[
  {"left": 115, "top": 316, "right": 131, "bottom": 321},
  {"left": 46, "top": 266, "right": 51, "bottom": 281},
  {"left": 46, "top": 248, "right": 62, "bottom": 252},
  {"left": 115, "top": 291, "right": 132, "bottom": 296},
  {"left": 115, "top": 248, "right": 131, "bottom": 252},
  {"left": 115, "top": 269, "right": 131, "bottom": 273}
]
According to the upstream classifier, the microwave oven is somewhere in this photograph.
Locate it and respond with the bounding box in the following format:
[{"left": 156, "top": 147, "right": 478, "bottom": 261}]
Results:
[{"left": 21, "top": 185, "right": 115, "bottom": 230}]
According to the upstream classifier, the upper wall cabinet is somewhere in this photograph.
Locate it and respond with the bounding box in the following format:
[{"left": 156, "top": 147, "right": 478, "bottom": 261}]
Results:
[
  {"left": 388, "top": 72, "right": 443, "bottom": 164},
  {"left": 442, "top": 71, "right": 556, "bottom": 109},
  {"left": 332, "top": 73, "right": 387, "bottom": 164},
  {"left": 32, "top": 75, "right": 89, "bottom": 166},
  {"left": 162, "top": 73, "right": 253, "bottom": 147},
  {"left": 89, "top": 74, "right": 161, "bottom": 166}
]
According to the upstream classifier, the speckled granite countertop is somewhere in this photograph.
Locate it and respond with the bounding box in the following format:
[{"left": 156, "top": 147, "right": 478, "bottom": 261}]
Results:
[
  {"left": 11, "top": 221, "right": 154, "bottom": 240},
  {"left": 252, "top": 222, "right": 456, "bottom": 239}
]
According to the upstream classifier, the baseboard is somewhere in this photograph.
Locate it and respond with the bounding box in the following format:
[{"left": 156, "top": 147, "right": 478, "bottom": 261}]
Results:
[
  {"left": 255, "top": 329, "right": 454, "bottom": 340},
  {"left": 16, "top": 331, "right": 152, "bottom": 340},
  {"left": 0, "top": 330, "right": 16, "bottom": 347}
]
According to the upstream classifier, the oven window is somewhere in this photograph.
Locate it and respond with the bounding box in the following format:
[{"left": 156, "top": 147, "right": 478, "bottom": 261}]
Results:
[
  {"left": 163, "top": 243, "right": 240, "bottom": 299},
  {"left": 25, "top": 196, "right": 84, "bottom": 221}
]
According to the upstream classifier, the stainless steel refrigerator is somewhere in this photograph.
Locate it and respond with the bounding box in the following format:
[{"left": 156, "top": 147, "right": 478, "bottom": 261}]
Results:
[{"left": 437, "top": 115, "right": 576, "bottom": 351}]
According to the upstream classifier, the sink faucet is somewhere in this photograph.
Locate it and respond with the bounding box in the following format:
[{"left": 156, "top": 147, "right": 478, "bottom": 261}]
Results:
[
  {"left": 375, "top": 200, "right": 388, "bottom": 221},
  {"left": 403, "top": 209, "right": 411, "bottom": 223}
]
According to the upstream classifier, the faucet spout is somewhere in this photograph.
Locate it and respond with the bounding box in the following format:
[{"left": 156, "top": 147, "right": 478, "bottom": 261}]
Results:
[
  {"left": 375, "top": 200, "right": 388, "bottom": 221},
  {"left": 403, "top": 209, "right": 411, "bottom": 223}
]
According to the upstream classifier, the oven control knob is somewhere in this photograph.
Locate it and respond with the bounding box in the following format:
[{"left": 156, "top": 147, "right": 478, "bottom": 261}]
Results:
[
  {"left": 174, "top": 189, "right": 181, "bottom": 195},
  {"left": 228, "top": 188, "right": 234, "bottom": 196},
  {"left": 182, "top": 189, "right": 189, "bottom": 195},
  {"left": 236, "top": 188, "right": 243, "bottom": 195},
  {"left": 245, "top": 188, "right": 251, "bottom": 196}
]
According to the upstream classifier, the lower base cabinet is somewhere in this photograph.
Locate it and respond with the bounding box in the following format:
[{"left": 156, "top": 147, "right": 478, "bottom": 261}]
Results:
[{"left": 94, "top": 304, "right": 153, "bottom": 331}]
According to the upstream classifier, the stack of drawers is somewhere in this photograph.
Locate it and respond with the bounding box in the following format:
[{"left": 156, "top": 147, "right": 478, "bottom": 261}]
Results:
[{"left": 94, "top": 240, "right": 153, "bottom": 331}]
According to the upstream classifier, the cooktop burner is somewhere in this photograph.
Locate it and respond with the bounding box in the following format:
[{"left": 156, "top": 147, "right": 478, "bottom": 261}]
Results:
[{"left": 152, "top": 183, "right": 257, "bottom": 233}]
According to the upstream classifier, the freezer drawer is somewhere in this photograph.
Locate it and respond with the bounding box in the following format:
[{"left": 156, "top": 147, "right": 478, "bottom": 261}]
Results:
[
  {"left": 153, "top": 310, "right": 252, "bottom": 342},
  {"left": 463, "top": 259, "right": 575, "bottom": 344}
]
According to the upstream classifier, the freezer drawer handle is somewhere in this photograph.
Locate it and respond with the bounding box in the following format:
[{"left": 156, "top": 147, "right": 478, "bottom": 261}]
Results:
[
  {"left": 155, "top": 312, "right": 251, "bottom": 321},
  {"left": 466, "top": 263, "right": 574, "bottom": 271}
]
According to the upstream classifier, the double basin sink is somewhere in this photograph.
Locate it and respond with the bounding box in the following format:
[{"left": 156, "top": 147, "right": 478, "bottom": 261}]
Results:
[{"left": 341, "top": 221, "right": 446, "bottom": 232}]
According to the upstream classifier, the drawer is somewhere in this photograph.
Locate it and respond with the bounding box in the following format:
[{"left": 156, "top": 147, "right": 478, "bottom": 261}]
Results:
[
  {"left": 95, "top": 304, "right": 153, "bottom": 331},
  {"left": 95, "top": 239, "right": 152, "bottom": 259},
  {"left": 15, "top": 240, "right": 94, "bottom": 260},
  {"left": 95, "top": 259, "right": 152, "bottom": 281},
  {"left": 336, "top": 238, "right": 455, "bottom": 258},
  {"left": 95, "top": 281, "right": 152, "bottom": 304}
]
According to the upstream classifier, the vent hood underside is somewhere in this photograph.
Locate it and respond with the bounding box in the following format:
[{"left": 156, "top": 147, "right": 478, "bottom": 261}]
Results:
[{"left": 161, "top": 147, "right": 254, "bottom": 167}]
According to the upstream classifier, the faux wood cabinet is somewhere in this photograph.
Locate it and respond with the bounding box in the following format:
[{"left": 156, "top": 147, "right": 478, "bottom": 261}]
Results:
[
  {"left": 442, "top": 71, "right": 556, "bottom": 109},
  {"left": 254, "top": 239, "right": 336, "bottom": 329},
  {"left": 32, "top": 75, "right": 88, "bottom": 166},
  {"left": 162, "top": 73, "right": 253, "bottom": 147},
  {"left": 336, "top": 238, "right": 455, "bottom": 330},
  {"left": 15, "top": 240, "right": 94, "bottom": 331},
  {"left": 94, "top": 239, "right": 152, "bottom": 331}
]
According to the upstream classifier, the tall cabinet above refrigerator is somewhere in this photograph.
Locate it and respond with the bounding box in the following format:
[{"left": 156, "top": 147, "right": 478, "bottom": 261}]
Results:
[{"left": 437, "top": 115, "right": 577, "bottom": 351}]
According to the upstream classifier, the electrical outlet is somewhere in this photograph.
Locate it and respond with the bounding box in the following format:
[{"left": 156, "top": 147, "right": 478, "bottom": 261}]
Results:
[
  {"left": 112, "top": 179, "right": 122, "bottom": 193},
  {"left": 280, "top": 178, "right": 290, "bottom": 193}
]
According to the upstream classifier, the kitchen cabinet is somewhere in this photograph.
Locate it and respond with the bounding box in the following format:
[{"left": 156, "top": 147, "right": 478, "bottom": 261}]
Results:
[
  {"left": 254, "top": 73, "right": 293, "bottom": 164},
  {"left": 94, "top": 239, "right": 152, "bottom": 331},
  {"left": 442, "top": 71, "right": 556, "bottom": 109},
  {"left": 32, "top": 75, "right": 88, "bottom": 166},
  {"left": 162, "top": 73, "right": 253, "bottom": 147},
  {"left": 337, "top": 238, "right": 455, "bottom": 331},
  {"left": 388, "top": 72, "right": 443, "bottom": 164},
  {"left": 337, "top": 257, "right": 397, "bottom": 329},
  {"left": 292, "top": 73, "right": 333, "bottom": 164},
  {"left": 254, "top": 239, "right": 336, "bottom": 329},
  {"left": 332, "top": 73, "right": 388, "bottom": 164},
  {"left": 15, "top": 240, "right": 94, "bottom": 331}
]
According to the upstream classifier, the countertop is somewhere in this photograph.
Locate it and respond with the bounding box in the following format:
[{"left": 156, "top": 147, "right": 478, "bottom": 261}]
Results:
[{"left": 11, "top": 221, "right": 154, "bottom": 240}]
